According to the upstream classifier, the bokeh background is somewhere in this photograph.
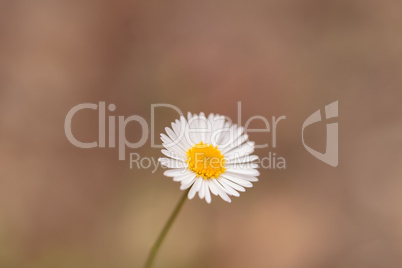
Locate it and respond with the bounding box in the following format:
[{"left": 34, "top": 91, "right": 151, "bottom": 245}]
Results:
[{"left": 1, "top": 0, "right": 402, "bottom": 267}]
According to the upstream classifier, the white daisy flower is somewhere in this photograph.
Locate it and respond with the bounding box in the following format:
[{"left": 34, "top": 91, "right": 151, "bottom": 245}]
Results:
[{"left": 158, "top": 112, "right": 259, "bottom": 203}]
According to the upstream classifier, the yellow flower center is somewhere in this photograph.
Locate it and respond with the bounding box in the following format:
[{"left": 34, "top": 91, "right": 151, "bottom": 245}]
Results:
[{"left": 186, "top": 142, "right": 226, "bottom": 179}]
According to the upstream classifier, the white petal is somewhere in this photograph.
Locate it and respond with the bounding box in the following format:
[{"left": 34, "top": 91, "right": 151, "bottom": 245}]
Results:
[
  {"left": 222, "top": 173, "right": 254, "bottom": 187},
  {"left": 219, "top": 177, "right": 246, "bottom": 192},
  {"left": 163, "top": 168, "right": 187, "bottom": 177},
  {"left": 205, "top": 184, "right": 212, "bottom": 203},
  {"left": 161, "top": 140, "right": 186, "bottom": 157},
  {"left": 160, "top": 133, "right": 176, "bottom": 147},
  {"left": 207, "top": 180, "right": 219, "bottom": 196},
  {"left": 199, "top": 179, "right": 206, "bottom": 199},
  {"left": 173, "top": 170, "right": 195, "bottom": 182},
  {"left": 198, "top": 112, "right": 209, "bottom": 143},
  {"left": 226, "top": 155, "right": 259, "bottom": 164},
  {"left": 217, "top": 123, "right": 236, "bottom": 147},
  {"left": 211, "top": 179, "right": 232, "bottom": 203},
  {"left": 221, "top": 133, "right": 249, "bottom": 154},
  {"left": 165, "top": 126, "right": 178, "bottom": 142},
  {"left": 218, "top": 179, "right": 240, "bottom": 197},
  {"left": 161, "top": 132, "right": 187, "bottom": 154},
  {"left": 225, "top": 170, "right": 259, "bottom": 182},
  {"left": 225, "top": 167, "right": 260, "bottom": 176},
  {"left": 172, "top": 119, "right": 192, "bottom": 150},
  {"left": 209, "top": 115, "right": 226, "bottom": 146},
  {"left": 226, "top": 163, "right": 259, "bottom": 169},
  {"left": 162, "top": 145, "right": 185, "bottom": 157},
  {"left": 220, "top": 125, "right": 243, "bottom": 148},
  {"left": 180, "top": 176, "right": 196, "bottom": 190},
  {"left": 225, "top": 141, "right": 255, "bottom": 159},
  {"left": 188, "top": 178, "right": 202, "bottom": 199}
]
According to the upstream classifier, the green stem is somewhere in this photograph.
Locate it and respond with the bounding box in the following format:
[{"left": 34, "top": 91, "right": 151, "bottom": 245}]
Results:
[{"left": 143, "top": 189, "right": 190, "bottom": 268}]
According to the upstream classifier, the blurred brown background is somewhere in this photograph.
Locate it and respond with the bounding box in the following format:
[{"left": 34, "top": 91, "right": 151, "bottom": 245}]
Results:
[{"left": 1, "top": 0, "right": 402, "bottom": 267}]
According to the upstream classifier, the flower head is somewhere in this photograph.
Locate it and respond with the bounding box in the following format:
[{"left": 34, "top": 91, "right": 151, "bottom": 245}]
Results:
[{"left": 159, "top": 112, "right": 259, "bottom": 203}]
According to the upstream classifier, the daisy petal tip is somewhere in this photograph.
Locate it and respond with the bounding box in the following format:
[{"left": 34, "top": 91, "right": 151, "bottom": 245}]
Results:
[
  {"left": 188, "top": 189, "right": 196, "bottom": 200},
  {"left": 163, "top": 170, "right": 172, "bottom": 176}
]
